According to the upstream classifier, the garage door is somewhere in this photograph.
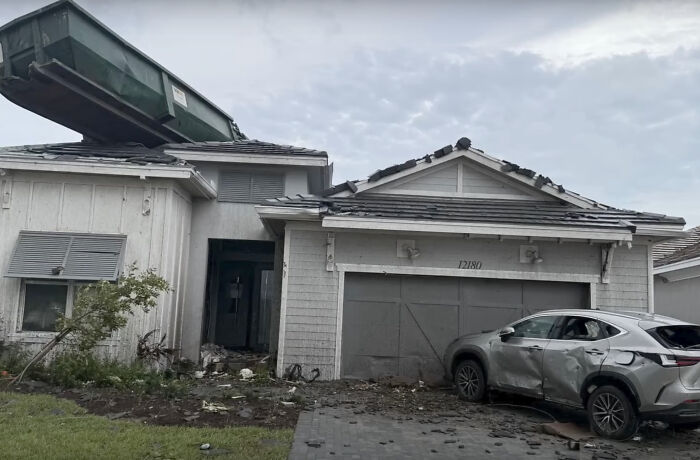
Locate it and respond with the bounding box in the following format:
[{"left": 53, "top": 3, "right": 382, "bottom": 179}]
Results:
[{"left": 341, "top": 274, "right": 588, "bottom": 383}]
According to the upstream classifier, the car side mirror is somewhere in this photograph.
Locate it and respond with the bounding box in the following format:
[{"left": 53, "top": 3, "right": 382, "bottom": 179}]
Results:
[{"left": 499, "top": 326, "right": 515, "bottom": 341}]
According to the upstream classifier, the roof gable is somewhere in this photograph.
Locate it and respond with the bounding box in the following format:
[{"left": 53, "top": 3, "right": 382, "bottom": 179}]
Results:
[
  {"left": 369, "top": 157, "right": 555, "bottom": 202},
  {"left": 326, "top": 137, "right": 602, "bottom": 209}
]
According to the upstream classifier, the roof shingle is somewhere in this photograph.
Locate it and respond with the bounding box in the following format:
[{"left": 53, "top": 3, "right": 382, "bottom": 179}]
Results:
[
  {"left": 263, "top": 194, "right": 684, "bottom": 231},
  {"left": 163, "top": 139, "right": 327, "bottom": 157},
  {"left": 654, "top": 226, "right": 700, "bottom": 267}
]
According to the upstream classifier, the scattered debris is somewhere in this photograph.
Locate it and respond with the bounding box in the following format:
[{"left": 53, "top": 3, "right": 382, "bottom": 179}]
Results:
[
  {"left": 239, "top": 368, "right": 255, "bottom": 380},
  {"left": 136, "top": 329, "right": 176, "bottom": 363},
  {"left": 541, "top": 422, "right": 592, "bottom": 441},
  {"left": 200, "top": 443, "right": 211, "bottom": 450},
  {"left": 194, "top": 371, "right": 205, "bottom": 379},
  {"left": 201, "top": 401, "right": 229, "bottom": 413},
  {"left": 283, "top": 363, "right": 320, "bottom": 383}
]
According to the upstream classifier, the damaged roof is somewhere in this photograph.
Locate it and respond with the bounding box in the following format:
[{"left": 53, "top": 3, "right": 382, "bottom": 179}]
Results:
[
  {"left": 0, "top": 142, "right": 180, "bottom": 165},
  {"left": 322, "top": 136, "right": 605, "bottom": 208},
  {"left": 263, "top": 194, "right": 684, "bottom": 231},
  {"left": 654, "top": 226, "right": 700, "bottom": 267},
  {"left": 163, "top": 139, "right": 328, "bottom": 157}
]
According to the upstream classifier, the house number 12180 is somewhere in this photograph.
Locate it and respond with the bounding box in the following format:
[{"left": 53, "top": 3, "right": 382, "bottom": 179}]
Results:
[{"left": 458, "top": 260, "right": 482, "bottom": 269}]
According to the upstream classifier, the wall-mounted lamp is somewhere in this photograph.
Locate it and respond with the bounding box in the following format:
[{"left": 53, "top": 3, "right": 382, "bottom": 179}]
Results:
[
  {"left": 404, "top": 245, "right": 421, "bottom": 259},
  {"left": 520, "top": 245, "right": 544, "bottom": 264}
]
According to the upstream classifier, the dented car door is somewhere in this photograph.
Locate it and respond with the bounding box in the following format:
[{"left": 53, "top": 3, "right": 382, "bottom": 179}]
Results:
[
  {"left": 542, "top": 316, "right": 611, "bottom": 406},
  {"left": 490, "top": 315, "right": 559, "bottom": 397}
]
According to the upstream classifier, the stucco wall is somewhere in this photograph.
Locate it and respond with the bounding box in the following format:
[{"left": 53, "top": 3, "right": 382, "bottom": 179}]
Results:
[
  {"left": 278, "top": 223, "right": 654, "bottom": 379},
  {"left": 0, "top": 171, "right": 191, "bottom": 361},
  {"left": 655, "top": 276, "right": 700, "bottom": 323},
  {"left": 180, "top": 162, "right": 309, "bottom": 360}
]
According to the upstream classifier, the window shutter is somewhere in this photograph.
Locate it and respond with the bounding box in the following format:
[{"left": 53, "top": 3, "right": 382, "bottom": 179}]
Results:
[
  {"left": 6, "top": 231, "right": 126, "bottom": 281},
  {"left": 219, "top": 172, "right": 284, "bottom": 203},
  {"left": 218, "top": 172, "right": 252, "bottom": 202},
  {"left": 251, "top": 174, "right": 284, "bottom": 201}
]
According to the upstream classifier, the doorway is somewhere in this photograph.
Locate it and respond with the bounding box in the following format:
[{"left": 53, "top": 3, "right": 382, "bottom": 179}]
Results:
[{"left": 203, "top": 239, "right": 275, "bottom": 351}]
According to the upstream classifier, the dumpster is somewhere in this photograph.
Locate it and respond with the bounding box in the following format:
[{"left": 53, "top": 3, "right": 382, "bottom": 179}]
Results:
[{"left": 0, "top": 0, "right": 244, "bottom": 146}]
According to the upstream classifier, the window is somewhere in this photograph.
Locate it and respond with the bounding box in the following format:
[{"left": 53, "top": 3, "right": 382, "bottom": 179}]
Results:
[
  {"left": 218, "top": 171, "right": 284, "bottom": 203},
  {"left": 20, "top": 281, "right": 83, "bottom": 332},
  {"left": 559, "top": 316, "right": 606, "bottom": 341},
  {"left": 512, "top": 316, "right": 558, "bottom": 339}
]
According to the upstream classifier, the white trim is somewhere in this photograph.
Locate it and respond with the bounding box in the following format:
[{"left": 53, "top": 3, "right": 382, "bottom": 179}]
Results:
[
  {"left": 635, "top": 225, "right": 687, "bottom": 238},
  {"left": 647, "top": 244, "right": 654, "bottom": 314},
  {"left": 255, "top": 205, "right": 321, "bottom": 221},
  {"left": 589, "top": 283, "right": 597, "bottom": 309},
  {"left": 654, "top": 256, "right": 700, "bottom": 275},
  {"left": 334, "top": 263, "right": 600, "bottom": 283},
  {"left": 165, "top": 150, "right": 328, "bottom": 167},
  {"left": 0, "top": 156, "right": 216, "bottom": 199},
  {"left": 365, "top": 189, "right": 546, "bottom": 201},
  {"left": 322, "top": 216, "right": 633, "bottom": 242},
  {"left": 334, "top": 270, "right": 345, "bottom": 380},
  {"left": 276, "top": 228, "right": 292, "bottom": 378}
]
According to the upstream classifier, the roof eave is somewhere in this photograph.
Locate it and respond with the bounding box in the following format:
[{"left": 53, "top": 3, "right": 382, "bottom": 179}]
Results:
[
  {"left": 320, "top": 215, "right": 634, "bottom": 242},
  {"left": 164, "top": 149, "right": 328, "bottom": 167}
]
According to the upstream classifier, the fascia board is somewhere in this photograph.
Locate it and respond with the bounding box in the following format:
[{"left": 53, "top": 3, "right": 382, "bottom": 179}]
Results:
[
  {"left": 164, "top": 150, "right": 327, "bottom": 167},
  {"left": 321, "top": 216, "right": 633, "bottom": 241}
]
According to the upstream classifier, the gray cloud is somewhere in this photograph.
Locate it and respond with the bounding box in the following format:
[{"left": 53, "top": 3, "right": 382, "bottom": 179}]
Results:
[{"left": 0, "top": 1, "right": 697, "bottom": 226}]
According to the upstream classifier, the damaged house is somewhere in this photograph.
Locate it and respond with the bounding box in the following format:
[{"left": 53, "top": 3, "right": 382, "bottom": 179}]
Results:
[
  {"left": 0, "top": 0, "right": 688, "bottom": 384},
  {"left": 257, "top": 140, "right": 686, "bottom": 382}
]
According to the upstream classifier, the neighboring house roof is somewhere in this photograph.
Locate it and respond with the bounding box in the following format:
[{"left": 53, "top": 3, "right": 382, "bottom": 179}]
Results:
[
  {"left": 162, "top": 139, "right": 328, "bottom": 158},
  {"left": 653, "top": 225, "right": 700, "bottom": 261},
  {"left": 0, "top": 142, "right": 180, "bottom": 165},
  {"left": 654, "top": 226, "right": 700, "bottom": 268},
  {"left": 262, "top": 194, "right": 684, "bottom": 232}
]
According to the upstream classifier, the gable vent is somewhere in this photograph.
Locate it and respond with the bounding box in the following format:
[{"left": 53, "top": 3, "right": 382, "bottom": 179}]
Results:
[
  {"left": 6, "top": 231, "right": 126, "bottom": 281},
  {"left": 219, "top": 171, "right": 284, "bottom": 203}
]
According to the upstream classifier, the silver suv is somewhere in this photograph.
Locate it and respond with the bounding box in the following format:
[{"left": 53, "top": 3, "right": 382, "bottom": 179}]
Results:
[{"left": 443, "top": 309, "right": 700, "bottom": 439}]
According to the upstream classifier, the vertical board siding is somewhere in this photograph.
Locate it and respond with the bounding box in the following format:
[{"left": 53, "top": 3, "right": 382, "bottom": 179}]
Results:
[
  {"left": 282, "top": 228, "right": 338, "bottom": 380},
  {"left": 0, "top": 172, "right": 192, "bottom": 363}
]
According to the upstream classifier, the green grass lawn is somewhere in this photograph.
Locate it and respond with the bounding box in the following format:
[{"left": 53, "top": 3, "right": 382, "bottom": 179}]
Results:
[{"left": 0, "top": 392, "right": 293, "bottom": 460}]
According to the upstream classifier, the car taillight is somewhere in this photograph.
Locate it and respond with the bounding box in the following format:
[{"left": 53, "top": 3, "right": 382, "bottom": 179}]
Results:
[{"left": 660, "top": 355, "right": 700, "bottom": 367}]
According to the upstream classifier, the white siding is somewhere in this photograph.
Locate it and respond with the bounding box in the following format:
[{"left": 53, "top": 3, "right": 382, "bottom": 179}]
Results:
[
  {"left": 0, "top": 171, "right": 191, "bottom": 361},
  {"left": 281, "top": 228, "right": 338, "bottom": 379},
  {"left": 278, "top": 226, "right": 653, "bottom": 379},
  {"left": 597, "top": 243, "right": 650, "bottom": 311}
]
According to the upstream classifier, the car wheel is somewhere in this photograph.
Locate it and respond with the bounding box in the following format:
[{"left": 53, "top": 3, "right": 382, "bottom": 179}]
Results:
[
  {"left": 454, "top": 359, "right": 486, "bottom": 402},
  {"left": 587, "top": 385, "right": 638, "bottom": 440}
]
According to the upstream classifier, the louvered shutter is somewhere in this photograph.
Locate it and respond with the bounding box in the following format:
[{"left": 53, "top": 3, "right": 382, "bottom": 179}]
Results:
[
  {"left": 218, "top": 172, "right": 252, "bottom": 202},
  {"left": 6, "top": 231, "right": 126, "bottom": 281},
  {"left": 251, "top": 174, "right": 284, "bottom": 201},
  {"left": 218, "top": 172, "right": 284, "bottom": 203}
]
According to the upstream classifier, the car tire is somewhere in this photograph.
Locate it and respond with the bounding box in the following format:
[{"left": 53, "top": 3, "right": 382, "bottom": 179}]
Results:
[
  {"left": 587, "top": 385, "right": 638, "bottom": 440},
  {"left": 454, "top": 359, "right": 486, "bottom": 402}
]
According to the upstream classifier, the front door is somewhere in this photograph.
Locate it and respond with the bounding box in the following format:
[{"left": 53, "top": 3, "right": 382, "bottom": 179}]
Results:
[
  {"left": 215, "top": 262, "right": 253, "bottom": 348},
  {"left": 489, "top": 315, "right": 559, "bottom": 397},
  {"left": 542, "top": 315, "right": 611, "bottom": 406}
]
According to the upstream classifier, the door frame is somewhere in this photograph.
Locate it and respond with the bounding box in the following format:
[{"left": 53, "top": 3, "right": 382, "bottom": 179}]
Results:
[{"left": 333, "top": 265, "right": 597, "bottom": 379}]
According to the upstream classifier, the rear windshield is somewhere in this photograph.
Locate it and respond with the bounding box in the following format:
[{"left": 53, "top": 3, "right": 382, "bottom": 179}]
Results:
[{"left": 648, "top": 326, "right": 700, "bottom": 350}]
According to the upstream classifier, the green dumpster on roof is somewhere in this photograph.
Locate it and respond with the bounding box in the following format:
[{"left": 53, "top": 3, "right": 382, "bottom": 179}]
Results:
[{"left": 0, "top": 0, "right": 244, "bottom": 146}]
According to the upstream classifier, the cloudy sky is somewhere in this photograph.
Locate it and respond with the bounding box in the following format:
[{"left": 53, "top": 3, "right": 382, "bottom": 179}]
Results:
[{"left": 1, "top": 0, "right": 698, "bottom": 225}]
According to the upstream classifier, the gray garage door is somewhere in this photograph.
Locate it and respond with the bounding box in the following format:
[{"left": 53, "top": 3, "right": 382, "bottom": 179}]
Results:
[{"left": 341, "top": 274, "right": 588, "bottom": 383}]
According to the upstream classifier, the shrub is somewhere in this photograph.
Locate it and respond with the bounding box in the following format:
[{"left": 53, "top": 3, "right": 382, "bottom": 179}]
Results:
[
  {"left": 43, "top": 352, "right": 188, "bottom": 398},
  {"left": 0, "top": 341, "right": 29, "bottom": 375}
]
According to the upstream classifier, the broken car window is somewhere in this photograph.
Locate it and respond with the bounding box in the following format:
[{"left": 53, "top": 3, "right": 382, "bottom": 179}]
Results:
[
  {"left": 559, "top": 316, "right": 606, "bottom": 341},
  {"left": 512, "top": 316, "right": 558, "bottom": 339},
  {"left": 649, "top": 326, "right": 700, "bottom": 349}
]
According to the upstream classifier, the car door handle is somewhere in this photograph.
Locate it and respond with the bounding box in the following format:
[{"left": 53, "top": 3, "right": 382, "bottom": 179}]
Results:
[
  {"left": 585, "top": 349, "right": 605, "bottom": 355},
  {"left": 528, "top": 345, "right": 543, "bottom": 351}
]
